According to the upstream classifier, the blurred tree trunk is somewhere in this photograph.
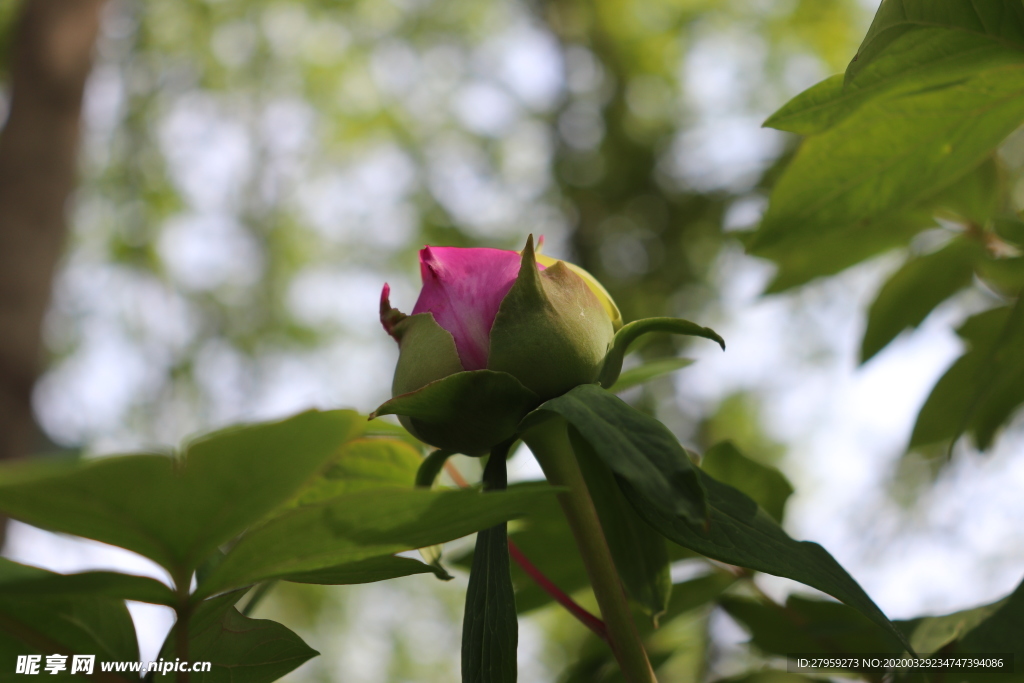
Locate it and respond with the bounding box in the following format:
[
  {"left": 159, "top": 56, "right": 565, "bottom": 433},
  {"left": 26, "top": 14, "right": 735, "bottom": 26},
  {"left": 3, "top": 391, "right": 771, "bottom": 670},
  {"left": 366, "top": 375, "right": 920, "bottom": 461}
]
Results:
[{"left": 0, "top": 0, "right": 105, "bottom": 479}]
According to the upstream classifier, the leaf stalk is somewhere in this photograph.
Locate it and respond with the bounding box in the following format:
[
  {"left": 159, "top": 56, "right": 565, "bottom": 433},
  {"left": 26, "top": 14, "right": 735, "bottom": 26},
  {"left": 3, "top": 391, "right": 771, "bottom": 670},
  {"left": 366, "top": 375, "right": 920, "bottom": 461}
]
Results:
[
  {"left": 521, "top": 417, "right": 656, "bottom": 683},
  {"left": 442, "top": 460, "right": 609, "bottom": 639},
  {"left": 174, "top": 575, "right": 191, "bottom": 683}
]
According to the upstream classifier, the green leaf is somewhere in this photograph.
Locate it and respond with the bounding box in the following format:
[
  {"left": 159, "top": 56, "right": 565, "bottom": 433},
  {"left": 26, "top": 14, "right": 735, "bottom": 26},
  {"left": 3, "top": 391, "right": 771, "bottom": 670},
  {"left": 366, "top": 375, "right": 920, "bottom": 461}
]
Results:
[
  {"left": 155, "top": 594, "right": 317, "bottom": 683},
  {"left": 911, "top": 302, "right": 1024, "bottom": 450},
  {"left": 196, "top": 483, "right": 557, "bottom": 598},
  {"left": 849, "top": 0, "right": 1024, "bottom": 83},
  {"left": 0, "top": 410, "right": 364, "bottom": 576},
  {"left": 527, "top": 384, "right": 707, "bottom": 525},
  {"left": 768, "top": 31, "right": 1024, "bottom": 136},
  {"left": 550, "top": 573, "right": 733, "bottom": 683},
  {"left": 934, "top": 154, "right": 1002, "bottom": 225},
  {"left": 764, "top": 74, "right": 845, "bottom": 135},
  {"left": 559, "top": 651, "right": 673, "bottom": 683},
  {"left": 904, "top": 595, "right": 1007, "bottom": 655},
  {"left": 720, "top": 594, "right": 905, "bottom": 660},
  {"left": 622, "top": 469, "right": 913, "bottom": 653},
  {"left": 361, "top": 418, "right": 428, "bottom": 453},
  {"left": 660, "top": 572, "right": 737, "bottom": 626},
  {"left": 598, "top": 318, "right": 724, "bottom": 389},
  {"left": 978, "top": 255, "right": 1024, "bottom": 296},
  {"left": 552, "top": 569, "right": 729, "bottom": 683},
  {"left": 413, "top": 448, "right": 457, "bottom": 578},
  {"left": 462, "top": 451, "right": 517, "bottom": 683},
  {"left": 860, "top": 238, "right": 980, "bottom": 362},
  {"left": 954, "top": 577, "right": 1024, "bottom": 681},
  {"left": 609, "top": 358, "right": 693, "bottom": 393},
  {"left": 158, "top": 589, "right": 245, "bottom": 653},
  {"left": 571, "top": 431, "right": 671, "bottom": 623},
  {"left": 700, "top": 442, "right": 793, "bottom": 524},
  {"left": 372, "top": 370, "right": 541, "bottom": 456},
  {"left": 754, "top": 156, "right": 998, "bottom": 293},
  {"left": 751, "top": 206, "right": 934, "bottom": 293},
  {"left": 717, "top": 673, "right": 829, "bottom": 683},
  {"left": 0, "top": 565, "right": 175, "bottom": 606},
  {"left": 285, "top": 436, "right": 422, "bottom": 507},
  {"left": 284, "top": 555, "right": 452, "bottom": 584},
  {"left": 751, "top": 60, "right": 1024, "bottom": 260},
  {"left": 994, "top": 217, "right": 1024, "bottom": 246},
  {"left": 0, "top": 560, "right": 139, "bottom": 673}
]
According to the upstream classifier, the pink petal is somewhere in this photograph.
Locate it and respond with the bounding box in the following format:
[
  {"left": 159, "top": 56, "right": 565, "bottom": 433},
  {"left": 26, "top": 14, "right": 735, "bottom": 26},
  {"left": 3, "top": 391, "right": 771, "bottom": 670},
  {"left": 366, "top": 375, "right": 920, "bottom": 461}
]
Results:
[{"left": 411, "top": 246, "right": 523, "bottom": 370}]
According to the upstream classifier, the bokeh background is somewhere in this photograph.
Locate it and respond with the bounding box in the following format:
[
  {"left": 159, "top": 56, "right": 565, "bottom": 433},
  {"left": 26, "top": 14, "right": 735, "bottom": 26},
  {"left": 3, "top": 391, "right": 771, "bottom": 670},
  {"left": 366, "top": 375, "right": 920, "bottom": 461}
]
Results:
[{"left": 1, "top": 0, "right": 1023, "bottom": 680}]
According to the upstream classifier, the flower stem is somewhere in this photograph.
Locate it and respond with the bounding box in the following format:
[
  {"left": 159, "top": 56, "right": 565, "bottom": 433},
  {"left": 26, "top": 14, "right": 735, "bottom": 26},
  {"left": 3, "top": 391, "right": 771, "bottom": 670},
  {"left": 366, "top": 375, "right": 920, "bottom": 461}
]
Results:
[
  {"left": 443, "top": 459, "right": 609, "bottom": 639},
  {"left": 522, "top": 418, "right": 657, "bottom": 683},
  {"left": 173, "top": 573, "right": 191, "bottom": 683},
  {"left": 507, "top": 540, "right": 608, "bottom": 642}
]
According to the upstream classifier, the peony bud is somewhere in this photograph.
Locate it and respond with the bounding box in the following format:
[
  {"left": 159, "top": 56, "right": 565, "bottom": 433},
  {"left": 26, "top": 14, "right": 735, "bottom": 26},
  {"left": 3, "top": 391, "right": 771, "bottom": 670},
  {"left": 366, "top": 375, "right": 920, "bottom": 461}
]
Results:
[{"left": 376, "top": 236, "right": 620, "bottom": 453}]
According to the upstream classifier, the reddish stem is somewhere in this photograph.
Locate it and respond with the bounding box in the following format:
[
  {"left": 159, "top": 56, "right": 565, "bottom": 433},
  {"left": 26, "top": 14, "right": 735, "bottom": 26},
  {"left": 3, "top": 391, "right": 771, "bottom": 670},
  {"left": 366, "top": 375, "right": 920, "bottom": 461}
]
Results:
[
  {"left": 508, "top": 539, "right": 609, "bottom": 642},
  {"left": 443, "top": 460, "right": 471, "bottom": 488},
  {"left": 442, "top": 460, "right": 609, "bottom": 641}
]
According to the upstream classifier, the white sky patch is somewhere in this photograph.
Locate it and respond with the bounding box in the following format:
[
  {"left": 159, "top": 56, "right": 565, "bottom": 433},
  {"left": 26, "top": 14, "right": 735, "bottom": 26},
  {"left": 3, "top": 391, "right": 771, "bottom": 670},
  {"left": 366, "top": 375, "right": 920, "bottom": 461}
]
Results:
[
  {"left": 4, "top": 522, "right": 176, "bottom": 662},
  {"left": 158, "top": 213, "right": 264, "bottom": 292},
  {"left": 160, "top": 94, "right": 253, "bottom": 213},
  {"left": 453, "top": 81, "right": 520, "bottom": 137},
  {"left": 371, "top": 40, "right": 422, "bottom": 98},
  {"left": 667, "top": 117, "right": 786, "bottom": 193},
  {"left": 493, "top": 23, "right": 564, "bottom": 111},
  {"left": 425, "top": 134, "right": 523, "bottom": 237},
  {"left": 299, "top": 145, "right": 418, "bottom": 247},
  {"left": 287, "top": 268, "right": 390, "bottom": 332}
]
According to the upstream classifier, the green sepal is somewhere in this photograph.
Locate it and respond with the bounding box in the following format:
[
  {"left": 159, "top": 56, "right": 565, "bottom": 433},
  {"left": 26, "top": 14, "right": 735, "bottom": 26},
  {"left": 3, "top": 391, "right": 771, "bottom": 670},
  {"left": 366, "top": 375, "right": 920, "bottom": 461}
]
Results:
[
  {"left": 598, "top": 317, "right": 725, "bottom": 389},
  {"left": 386, "top": 305, "right": 465, "bottom": 398},
  {"left": 416, "top": 449, "right": 456, "bottom": 489},
  {"left": 535, "top": 251, "right": 623, "bottom": 330},
  {"left": 372, "top": 370, "right": 540, "bottom": 456},
  {"left": 489, "top": 236, "right": 616, "bottom": 399}
]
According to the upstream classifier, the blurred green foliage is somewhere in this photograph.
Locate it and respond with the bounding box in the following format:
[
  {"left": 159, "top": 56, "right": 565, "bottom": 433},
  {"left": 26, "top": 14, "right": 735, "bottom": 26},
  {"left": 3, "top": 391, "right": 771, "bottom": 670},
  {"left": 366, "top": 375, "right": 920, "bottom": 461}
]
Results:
[
  {"left": 24, "top": 0, "right": 870, "bottom": 451},
  {"left": 5, "top": 0, "right": 1024, "bottom": 681}
]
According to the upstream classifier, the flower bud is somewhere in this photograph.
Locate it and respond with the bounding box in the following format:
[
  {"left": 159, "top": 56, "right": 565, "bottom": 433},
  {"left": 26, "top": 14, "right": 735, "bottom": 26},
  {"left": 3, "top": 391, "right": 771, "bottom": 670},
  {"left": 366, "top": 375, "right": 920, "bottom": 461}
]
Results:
[{"left": 376, "top": 236, "right": 620, "bottom": 453}]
